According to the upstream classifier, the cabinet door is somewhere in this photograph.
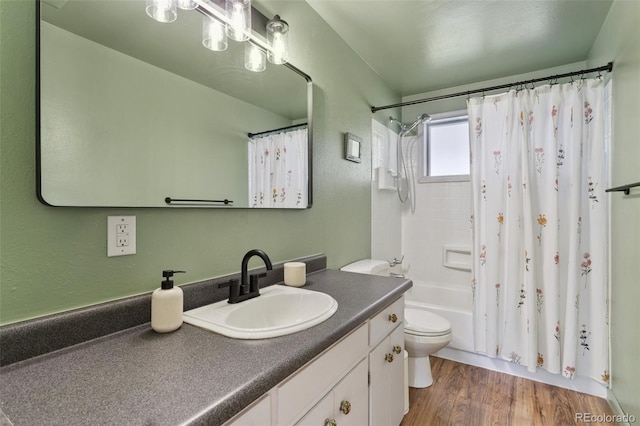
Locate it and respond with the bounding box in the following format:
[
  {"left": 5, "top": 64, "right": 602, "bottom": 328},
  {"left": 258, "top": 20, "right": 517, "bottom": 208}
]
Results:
[
  {"left": 369, "top": 325, "right": 405, "bottom": 426},
  {"left": 386, "top": 325, "right": 405, "bottom": 426},
  {"left": 296, "top": 392, "right": 334, "bottom": 426},
  {"left": 296, "top": 359, "right": 368, "bottom": 426},
  {"left": 334, "top": 359, "right": 368, "bottom": 426}
]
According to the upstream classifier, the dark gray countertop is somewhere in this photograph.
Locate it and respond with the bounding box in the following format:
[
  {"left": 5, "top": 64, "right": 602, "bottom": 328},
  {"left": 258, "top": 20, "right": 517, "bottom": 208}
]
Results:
[{"left": 0, "top": 269, "right": 411, "bottom": 426}]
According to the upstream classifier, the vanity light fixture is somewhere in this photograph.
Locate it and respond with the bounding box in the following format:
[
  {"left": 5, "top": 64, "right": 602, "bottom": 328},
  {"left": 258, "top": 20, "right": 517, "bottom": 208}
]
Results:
[
  {"left": 245, "top": 41, "right": 266, "bottom": 72},
  {"left": 203, "top": 14, "right": 228, "bottom": 51},
  {"left": 145, "top": 0, "right": 177, "bottom": 23},
  {"left": 266, "top": 15, "right": 288, "bottom": 65},
  {"left": 177, "top": 0, "right": 198, "bottom": 10},
  {"left": 145, "top": 0, "right": 291, "bottom": 73},
  {"left": 226, "top": 0, "right": 251, "bottom": 42}
]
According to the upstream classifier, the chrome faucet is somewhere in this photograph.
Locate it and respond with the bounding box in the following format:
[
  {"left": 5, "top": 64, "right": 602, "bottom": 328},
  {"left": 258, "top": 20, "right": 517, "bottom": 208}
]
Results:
[
  {"left": 389, "top": 255, "right": 404, "bottom": 267},
  {"left": 219, "top": 249, "right": 273, "bottom": 304}
]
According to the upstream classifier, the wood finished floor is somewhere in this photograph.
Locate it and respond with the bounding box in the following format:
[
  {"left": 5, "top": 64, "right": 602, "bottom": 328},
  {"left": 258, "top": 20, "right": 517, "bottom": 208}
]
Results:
[{"left": 400, "top": 357, "right": 616, "bottom": 426}]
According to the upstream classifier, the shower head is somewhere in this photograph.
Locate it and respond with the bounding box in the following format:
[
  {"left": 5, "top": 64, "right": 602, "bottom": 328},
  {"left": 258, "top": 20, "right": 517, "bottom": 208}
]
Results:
[
  {"left": 402, "top": 113, "right": 431, "bottom": 135},
  {"left": 418, "top": 113, "right": 431, "bottom": 123},
  {"left": 389, "top": 114, "right": 430, "bottom": 134},
  {"left": 389, "top": 116, "right": 407, "bottom": 132}
]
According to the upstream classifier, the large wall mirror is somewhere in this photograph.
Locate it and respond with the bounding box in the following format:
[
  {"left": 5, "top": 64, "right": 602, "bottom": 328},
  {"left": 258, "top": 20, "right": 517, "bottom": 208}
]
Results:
[{"left": 37, "top": 0, "right": 312, "bottom": 208}]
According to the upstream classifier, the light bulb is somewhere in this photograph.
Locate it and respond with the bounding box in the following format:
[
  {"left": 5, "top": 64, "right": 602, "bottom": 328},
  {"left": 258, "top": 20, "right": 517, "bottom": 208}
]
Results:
[
  {"left": 270, "top": 33, "right": 286, "bottom": 64},
  {"left": 177, "top": 0, "right": 197, "bottom": 10},
  {"left": 146, "top": 0, "right": 177, "bottom": 23},
  {"left": 226, "top": 0, "right": 251, "bottom": 42},
  {"left": 203, "top": 15, "right": 227, "bottom": 51},
  {"left": 266, "top": 15, "right": 289, "bottom": 65},
  {"left": 245, "top": 43, "right": 265, "bottom": 72}
]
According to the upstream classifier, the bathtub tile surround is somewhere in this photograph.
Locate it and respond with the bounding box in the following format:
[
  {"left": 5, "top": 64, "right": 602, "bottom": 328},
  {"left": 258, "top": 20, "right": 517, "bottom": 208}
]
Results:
[
  {"left": 401, "top": 181, "right": 472, "bottom": 287},
  {"left": 371, "top": 119, "right": 403, "bottom": 263},
  {"left": 0, "top": 257, "right": 412, "bottom": 425}
]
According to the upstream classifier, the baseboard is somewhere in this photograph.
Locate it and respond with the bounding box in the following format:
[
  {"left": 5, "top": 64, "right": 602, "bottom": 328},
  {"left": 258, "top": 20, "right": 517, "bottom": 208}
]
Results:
[
  {"left": 434, "top": 347, "right": 608, "bottom": 398},
  {"left": 607, "top": 389, "right": 637, "bottom": 426}
]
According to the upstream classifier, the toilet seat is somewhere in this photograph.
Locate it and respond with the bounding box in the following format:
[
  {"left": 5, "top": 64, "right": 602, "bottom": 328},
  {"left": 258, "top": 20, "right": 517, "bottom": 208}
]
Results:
[{"left": 404, "top": 308, "right": 451, "bottom": 337}]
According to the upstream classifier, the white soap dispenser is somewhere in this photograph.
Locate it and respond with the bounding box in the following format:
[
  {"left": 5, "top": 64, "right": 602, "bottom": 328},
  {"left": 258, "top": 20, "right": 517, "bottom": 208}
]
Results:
[{"left": 151, "top": 270, "right": 185, "bottom": 333}]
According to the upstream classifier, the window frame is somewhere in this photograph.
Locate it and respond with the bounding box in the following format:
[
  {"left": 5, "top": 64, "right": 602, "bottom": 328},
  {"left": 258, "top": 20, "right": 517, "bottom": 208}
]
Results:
[{"left": 418, "top": 110, "right": 470, "bottom": 183}]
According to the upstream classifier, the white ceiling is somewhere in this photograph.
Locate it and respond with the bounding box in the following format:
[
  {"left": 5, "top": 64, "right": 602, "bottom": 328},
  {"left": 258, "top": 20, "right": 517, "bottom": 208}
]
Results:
[{"left": 305, "top": 0, "right": 614, "bottom": 96}]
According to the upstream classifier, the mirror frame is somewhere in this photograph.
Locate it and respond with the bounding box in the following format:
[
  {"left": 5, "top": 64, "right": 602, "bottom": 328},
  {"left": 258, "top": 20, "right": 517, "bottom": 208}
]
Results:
[{"left": 35, "top": 0, "right": 313, "bottom": 209}]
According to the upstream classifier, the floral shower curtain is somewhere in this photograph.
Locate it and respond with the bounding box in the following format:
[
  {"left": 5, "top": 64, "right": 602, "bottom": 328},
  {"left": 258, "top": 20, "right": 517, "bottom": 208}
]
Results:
[
  {"left": 468, "top": 78, "right": 610, "bottom": 385},
  {"left": 248, "top": 127, "right": 308, "bottom": 208}
]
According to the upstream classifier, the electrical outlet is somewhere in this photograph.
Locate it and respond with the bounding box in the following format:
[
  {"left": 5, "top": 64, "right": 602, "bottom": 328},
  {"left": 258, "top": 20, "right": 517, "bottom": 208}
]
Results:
[{"left": 107, "top": 216, "right": 136, "bottom": 257}]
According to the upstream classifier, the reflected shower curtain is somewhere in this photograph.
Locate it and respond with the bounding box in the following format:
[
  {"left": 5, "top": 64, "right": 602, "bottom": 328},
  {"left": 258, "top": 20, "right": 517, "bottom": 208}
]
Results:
[
  {"left": 248, "top": 128, "right": 308, "bottom": 208},
  {"left": 469, "top": 79, "right": 609, "bottom": 385}
]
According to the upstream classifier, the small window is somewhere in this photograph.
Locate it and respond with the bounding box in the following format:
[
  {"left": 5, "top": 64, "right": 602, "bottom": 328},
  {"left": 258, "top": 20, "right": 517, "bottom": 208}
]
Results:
[{"left": 419, "top": 112, "right": 470, "bottom": 183}]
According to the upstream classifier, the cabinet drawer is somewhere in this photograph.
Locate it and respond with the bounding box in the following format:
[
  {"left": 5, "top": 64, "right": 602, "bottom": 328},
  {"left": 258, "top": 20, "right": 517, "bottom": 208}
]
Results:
[
  {"left": 369, "top": 296, "right": 404, "bottom": 347},
  {"left": 278, "top": 324, "right": 368, "bottom": 425}
]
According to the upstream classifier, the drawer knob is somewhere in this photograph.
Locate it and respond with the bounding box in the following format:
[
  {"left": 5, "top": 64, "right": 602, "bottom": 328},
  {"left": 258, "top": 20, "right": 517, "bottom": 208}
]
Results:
[
  {"left": 325, "top": 418, "right": 337, "bottom": 426},
  {"left": 340, "top": 400, "right": 351, "bottom": 415},
  {"left": 385, "top": 353, "right": 394, "bottom": 363},
  {"left": 393, "top": 345, "right": 402, "bottom": 354},
  {"left": 389, "top": 313, "right": 398, "bottom": 323}
]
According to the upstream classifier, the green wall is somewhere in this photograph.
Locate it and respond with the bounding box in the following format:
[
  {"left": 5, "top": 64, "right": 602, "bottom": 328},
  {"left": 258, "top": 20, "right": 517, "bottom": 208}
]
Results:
[
  {"left": 588, "top": 0, "right": 640, "bottom": 418},
  {"left": 0, "top": 0, "right": 399, "bottom": 324}
]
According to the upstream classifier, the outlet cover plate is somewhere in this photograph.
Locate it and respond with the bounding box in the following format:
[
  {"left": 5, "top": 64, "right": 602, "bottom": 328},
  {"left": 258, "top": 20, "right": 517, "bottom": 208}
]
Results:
[{"left": 107, "top": 216, "right": 136, "bottom": 257}]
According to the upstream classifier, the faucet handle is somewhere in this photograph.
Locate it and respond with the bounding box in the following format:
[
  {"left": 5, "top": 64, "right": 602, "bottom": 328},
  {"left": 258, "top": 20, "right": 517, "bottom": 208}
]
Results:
[
  {"left": 219, "top": 278, "right": 240, "bottom": 302},
  {"left": 389, "top": 255, "right": 405, "bottom": 266},
  {"left": 218, "top": 278, "right": 238, "bottom": 288},
  {"left": 249, "top": 273, "right": 267, "bottom": 293}
]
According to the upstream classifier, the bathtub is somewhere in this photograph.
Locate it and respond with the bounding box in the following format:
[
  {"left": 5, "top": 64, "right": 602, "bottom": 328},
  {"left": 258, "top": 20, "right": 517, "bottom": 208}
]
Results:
[
  {"left": 404, "top": 280, "right": 474, "bottom": 353},
  {"left": 404, "top": 279, "right": 609, "bottom": 398}
]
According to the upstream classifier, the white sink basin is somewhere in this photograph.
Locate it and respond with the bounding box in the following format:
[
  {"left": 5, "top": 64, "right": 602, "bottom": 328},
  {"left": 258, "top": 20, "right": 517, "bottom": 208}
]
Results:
[{"left": 183, "top": 285, "right": 338, "bottom": 339}]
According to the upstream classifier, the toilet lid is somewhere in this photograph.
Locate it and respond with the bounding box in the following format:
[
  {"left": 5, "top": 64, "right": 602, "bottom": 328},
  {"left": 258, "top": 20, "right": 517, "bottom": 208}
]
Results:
[{"left": 404, "top": 308, "right": 451, "bottom": 336}]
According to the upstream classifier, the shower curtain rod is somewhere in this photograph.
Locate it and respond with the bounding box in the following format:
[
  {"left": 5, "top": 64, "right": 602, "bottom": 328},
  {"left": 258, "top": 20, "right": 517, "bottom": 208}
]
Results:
[
  {"left": 248, "top": 123, "right": 307, "bottom": 138},
  {"left": 370, "top": 62, "right": 613, "bottom": 113}
]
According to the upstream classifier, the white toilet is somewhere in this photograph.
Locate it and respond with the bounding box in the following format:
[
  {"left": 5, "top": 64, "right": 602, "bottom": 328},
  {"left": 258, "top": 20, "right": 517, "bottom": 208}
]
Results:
[{"left": 340, "top": 259, "right": 452, "bottom": 388}]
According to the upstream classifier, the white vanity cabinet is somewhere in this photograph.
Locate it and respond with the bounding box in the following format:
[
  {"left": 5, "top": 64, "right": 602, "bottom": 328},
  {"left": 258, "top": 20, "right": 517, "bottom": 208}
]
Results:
[
  {"left": 368, "top": 297, "right": 405, "bottom": 426},
  {"left": 277, "top": 325, "right": 368, "bottom": 425},
  {"left": 225, "top": 296, "right": 407, "bottom": 426}
]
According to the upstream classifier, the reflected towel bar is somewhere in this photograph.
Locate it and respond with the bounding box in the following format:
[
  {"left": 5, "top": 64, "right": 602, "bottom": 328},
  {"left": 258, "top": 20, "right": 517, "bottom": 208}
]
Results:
[
  {"left": 605, "top": 182, "right": 640, "bottom": 195},
  {"left": 165, "top": 197, "right": 233, "bottom": 205}
]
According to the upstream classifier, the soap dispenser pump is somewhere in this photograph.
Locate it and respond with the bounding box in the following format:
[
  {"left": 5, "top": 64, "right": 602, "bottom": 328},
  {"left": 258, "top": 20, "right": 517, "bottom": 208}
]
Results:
[{"left": 151, "top": 270, "right": 185, "bottom": 333}]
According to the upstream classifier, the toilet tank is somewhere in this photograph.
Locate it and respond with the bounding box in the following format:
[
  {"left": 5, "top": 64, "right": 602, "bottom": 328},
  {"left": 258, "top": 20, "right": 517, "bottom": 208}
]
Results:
[{"left": 340, "top": 259, "right": 390, "bottom": 276}]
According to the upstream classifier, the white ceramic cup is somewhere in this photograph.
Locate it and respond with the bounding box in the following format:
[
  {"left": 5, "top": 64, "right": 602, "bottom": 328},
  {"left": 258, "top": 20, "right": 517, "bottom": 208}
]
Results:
[{"left": 284, "top": 262, "right": 306, "bottom": 287}]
